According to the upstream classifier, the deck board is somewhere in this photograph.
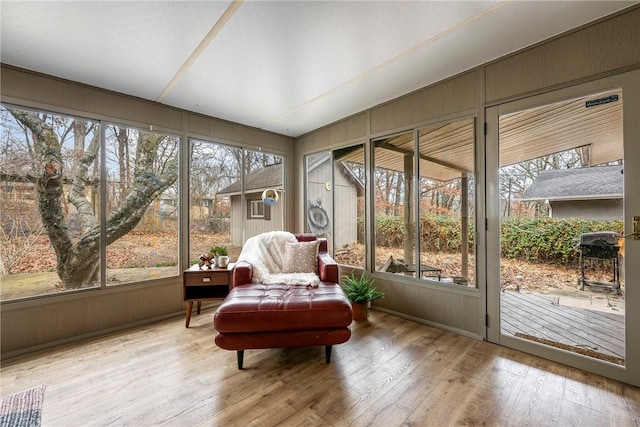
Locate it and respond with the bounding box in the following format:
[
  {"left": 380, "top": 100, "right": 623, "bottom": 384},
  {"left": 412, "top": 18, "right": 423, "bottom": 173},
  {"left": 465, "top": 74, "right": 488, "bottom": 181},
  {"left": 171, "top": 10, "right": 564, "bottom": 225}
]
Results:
[{"left": 500, "top": 291, "right": 625, "bottom": 360}]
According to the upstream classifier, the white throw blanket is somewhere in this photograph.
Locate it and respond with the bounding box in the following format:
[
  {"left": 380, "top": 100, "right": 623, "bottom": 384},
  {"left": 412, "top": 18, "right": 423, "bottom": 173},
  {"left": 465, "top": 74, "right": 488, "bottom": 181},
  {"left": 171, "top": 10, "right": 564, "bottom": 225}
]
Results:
[{"left": 237, "top": 231, "right": 320, "bottom": 287}]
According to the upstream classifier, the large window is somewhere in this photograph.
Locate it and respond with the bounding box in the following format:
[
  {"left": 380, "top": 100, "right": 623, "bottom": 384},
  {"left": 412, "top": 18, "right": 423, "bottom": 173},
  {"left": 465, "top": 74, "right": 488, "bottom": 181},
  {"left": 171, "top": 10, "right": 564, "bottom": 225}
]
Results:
[
  {"left": 334, "top": 145, "right": 366, "bottom": 268},
  {"left": 304, "top": 145, "right": 366, "bottom": 268},
  {"left": 417, "top": 118, "right": 476, "bottom": 286},
  {"left": 1, "top": 106, "right": 101, "bottom": 299},
  {"left": 373, "top": 118, "right": 476, "bottom": 287},
  {"left": 188, "top": 140, "right": 240, "bottom": 264},
  {"left": 0, "top": 105, "right": 182, "bottom": 300},
  {"left": 188, "top": 141, "right": 283, "bottom": 265},
  {"left": 242, "top": 149, "right": 284, "bottom": 242},
  {"left": 373, "top": 132, "right": 417, "bottom": 276},
  {"left": 104, "top": 125, "right": 180, "bottom": 286},
  {"left": 305, "top": 152, "right": 333, "bottom": 249}
]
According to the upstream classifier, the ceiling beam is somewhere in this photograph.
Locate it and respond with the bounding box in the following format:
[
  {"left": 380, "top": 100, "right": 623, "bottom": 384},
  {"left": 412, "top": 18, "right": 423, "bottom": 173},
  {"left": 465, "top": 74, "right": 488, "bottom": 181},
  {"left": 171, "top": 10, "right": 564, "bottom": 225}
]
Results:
[{"left": 156, "top": 0, "right": 244, "bottom": 103}]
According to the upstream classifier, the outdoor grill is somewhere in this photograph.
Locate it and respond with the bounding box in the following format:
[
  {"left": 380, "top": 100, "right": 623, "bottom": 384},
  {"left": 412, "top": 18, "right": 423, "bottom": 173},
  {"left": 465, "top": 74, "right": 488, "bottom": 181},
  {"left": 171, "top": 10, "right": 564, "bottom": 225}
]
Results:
[{"left": 576, "top": 231, "right": 621, "bottom": 294}]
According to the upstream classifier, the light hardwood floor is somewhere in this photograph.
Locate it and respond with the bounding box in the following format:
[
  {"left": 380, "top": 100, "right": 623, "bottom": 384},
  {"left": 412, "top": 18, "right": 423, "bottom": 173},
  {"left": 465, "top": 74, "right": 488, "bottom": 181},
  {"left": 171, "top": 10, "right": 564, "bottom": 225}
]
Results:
[{"left": 1, "top": 308, "right": 639, "bottom": 426}]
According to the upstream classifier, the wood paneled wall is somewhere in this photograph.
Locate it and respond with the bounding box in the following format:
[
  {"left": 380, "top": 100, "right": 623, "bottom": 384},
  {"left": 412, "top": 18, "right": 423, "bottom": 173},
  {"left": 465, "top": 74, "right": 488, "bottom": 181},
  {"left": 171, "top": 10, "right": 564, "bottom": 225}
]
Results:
[
  {"left": 295, "top": 6, "right": 640, "bottom": 339},
  {"left": 486, "top": 8, "right": 640, "bottom": 103},
  {"left": 0, "top": 66, "right": 294, "bottom": 357},
  {"left": 1, "top": 282, "right": 180, "bottom": 354},
  {"left": 1, "top": 66, "right": 184, "bottom": 130},
  {"left": 296, "top": 112, "right": 368, "bottom": 148},
  {"left": 370, "top": 71, "right": 478, "bottom": 135}
]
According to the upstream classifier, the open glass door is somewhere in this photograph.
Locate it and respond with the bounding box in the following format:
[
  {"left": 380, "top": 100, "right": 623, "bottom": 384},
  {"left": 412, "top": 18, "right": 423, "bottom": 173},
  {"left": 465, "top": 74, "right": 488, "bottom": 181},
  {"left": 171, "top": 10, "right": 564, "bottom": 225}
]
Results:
[{"left": 486, "top": 71, "right": 640, "bottom": 385}]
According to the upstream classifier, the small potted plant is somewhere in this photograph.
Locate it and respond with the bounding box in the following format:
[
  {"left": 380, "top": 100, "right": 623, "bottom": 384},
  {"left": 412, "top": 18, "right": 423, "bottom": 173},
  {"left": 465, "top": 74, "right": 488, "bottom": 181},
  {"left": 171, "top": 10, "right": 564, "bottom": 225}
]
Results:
[
  {"left": 209, "top": 246, "right": 230, "bottom": 268},
  {"left": 341, "top": 273, "right": 384, "bottom": 320}
]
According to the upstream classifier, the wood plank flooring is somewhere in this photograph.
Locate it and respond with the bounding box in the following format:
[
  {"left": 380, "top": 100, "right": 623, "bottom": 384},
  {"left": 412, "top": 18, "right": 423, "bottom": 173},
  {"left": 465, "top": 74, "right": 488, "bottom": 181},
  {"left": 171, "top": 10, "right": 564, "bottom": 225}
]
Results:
[
  {"left": 501, "top": 291, "right": 625, "bottom": 359},
  {"left": 1, "top": 308, "right": 639, "bottom": 426}
]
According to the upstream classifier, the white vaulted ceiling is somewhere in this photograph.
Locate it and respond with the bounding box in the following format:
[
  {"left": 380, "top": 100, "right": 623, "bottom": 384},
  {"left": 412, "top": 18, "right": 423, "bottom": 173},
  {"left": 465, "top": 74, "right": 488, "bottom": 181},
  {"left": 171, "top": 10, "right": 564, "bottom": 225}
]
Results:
[{"left": 0, "top": 1, "right": 635, "bottom": 137}]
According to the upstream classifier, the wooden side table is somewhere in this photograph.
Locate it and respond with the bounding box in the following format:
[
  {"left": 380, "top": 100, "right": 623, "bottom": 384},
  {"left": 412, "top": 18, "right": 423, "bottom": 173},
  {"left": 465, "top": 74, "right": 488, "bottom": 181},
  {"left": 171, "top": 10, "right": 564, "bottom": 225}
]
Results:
[{"left": 183, "top": 264, "right": 233, "bottom": 328}]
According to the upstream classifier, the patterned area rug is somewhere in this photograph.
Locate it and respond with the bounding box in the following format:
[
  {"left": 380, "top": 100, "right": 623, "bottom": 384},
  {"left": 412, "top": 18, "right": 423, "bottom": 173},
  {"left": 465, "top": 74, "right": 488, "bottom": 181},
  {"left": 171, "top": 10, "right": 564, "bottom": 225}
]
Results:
[{"left": 0, "top": 384, "right": 45, "bottom": 427}]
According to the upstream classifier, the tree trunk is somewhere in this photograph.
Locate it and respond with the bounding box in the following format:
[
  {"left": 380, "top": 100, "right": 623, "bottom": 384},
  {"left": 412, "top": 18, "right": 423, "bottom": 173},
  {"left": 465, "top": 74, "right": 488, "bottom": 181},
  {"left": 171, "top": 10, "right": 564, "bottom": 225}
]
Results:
[
  {"left": 58, "top": 231, "right": 101, "bottom": 287},
  {"left": 8, "top": 110, "right": 178, "bottom": 290}
]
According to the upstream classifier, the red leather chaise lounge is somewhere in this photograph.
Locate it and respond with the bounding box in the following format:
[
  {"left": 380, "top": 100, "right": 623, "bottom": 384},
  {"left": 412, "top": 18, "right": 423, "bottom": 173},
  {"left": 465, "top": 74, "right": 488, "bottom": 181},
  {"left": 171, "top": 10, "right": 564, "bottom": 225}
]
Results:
[{"left": 213, "top": 233, "right": 353, "bottom": 369}]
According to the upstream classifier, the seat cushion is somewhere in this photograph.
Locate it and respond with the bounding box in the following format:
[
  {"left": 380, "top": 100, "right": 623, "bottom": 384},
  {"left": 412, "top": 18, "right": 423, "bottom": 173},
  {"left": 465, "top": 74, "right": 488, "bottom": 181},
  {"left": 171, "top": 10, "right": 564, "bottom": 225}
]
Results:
[{"left": 214, "top": 282, "right": 353, "bottom": 334}]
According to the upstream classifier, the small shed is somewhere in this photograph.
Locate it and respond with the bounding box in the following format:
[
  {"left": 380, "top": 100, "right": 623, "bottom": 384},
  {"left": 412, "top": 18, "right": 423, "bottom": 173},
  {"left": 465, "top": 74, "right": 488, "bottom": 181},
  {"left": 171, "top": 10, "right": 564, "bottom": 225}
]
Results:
[
  {"left": 306, "top": 153, "right": 364, "bottom": 249},
  {"left": 520, "top": 165, "right": 623, "bottom": 220},
  {"left": 218, "top": 163, "right": 284, "bottom": 247},
  {"left": 219, "top": 156, "right": 363, "bottom": 248}
]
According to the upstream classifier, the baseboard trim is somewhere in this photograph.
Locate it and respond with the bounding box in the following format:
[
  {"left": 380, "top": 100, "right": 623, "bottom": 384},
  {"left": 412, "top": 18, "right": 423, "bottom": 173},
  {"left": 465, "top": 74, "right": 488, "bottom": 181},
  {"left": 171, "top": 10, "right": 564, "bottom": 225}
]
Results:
[
  {"left": 372, "top": 306, "right": 483, "bottom": 341},
  {"left": 1, "top": 303, "right": 219, "bottom": 360}
]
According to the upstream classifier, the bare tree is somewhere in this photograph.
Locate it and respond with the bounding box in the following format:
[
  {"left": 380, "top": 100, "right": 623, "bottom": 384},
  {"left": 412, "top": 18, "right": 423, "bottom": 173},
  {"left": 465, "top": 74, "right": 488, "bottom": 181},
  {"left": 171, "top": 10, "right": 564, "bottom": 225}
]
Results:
[
  {"left": 6, "top": 109, "right": 178, "bottom": 288},
  {"left": 499, "top": 149, "right": 582, "bottom": 218},
  {"left": 245, "top": 150, "right": 281, "bottom": 174},
  {"left": 190, "top": 142, "right": 242, "bottom": 219}
]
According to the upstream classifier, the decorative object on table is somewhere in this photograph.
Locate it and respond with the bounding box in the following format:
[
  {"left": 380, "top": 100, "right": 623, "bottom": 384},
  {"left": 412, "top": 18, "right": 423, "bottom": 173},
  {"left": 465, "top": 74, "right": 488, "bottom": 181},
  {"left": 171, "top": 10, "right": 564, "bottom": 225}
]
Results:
[
  {"left": 340, "top": 273, "right": 384, "bottom": 320},
  {"left": 210, "top": 246, "right": 229, "bottom": 269},
  {"left": 198, "top": 253, "right": 214, "bottom": 269},
  {"left": 0, "top": 384, "right": 46, "bottom": 427},
  {"left": 217, "top": 255, "right": 230, "bottom": 268}
]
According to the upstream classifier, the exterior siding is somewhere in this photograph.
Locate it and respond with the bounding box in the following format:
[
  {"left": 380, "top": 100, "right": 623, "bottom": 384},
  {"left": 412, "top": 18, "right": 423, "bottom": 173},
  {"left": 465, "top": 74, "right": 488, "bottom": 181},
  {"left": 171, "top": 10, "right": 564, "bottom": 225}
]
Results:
[
  {"left": 551, "top": 199, "right": 623, "bottom": 220},
  {"left": 229, "top": 193, "right": 284, "bottom": 247},
  {"left": 306, "top": 161, "right": 359, "bottom": 249}
]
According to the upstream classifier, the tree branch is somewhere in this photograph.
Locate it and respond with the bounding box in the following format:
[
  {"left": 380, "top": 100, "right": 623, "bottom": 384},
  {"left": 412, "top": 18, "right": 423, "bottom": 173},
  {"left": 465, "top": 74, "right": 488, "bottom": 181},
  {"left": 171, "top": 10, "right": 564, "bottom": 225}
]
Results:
[
  {"left": 105, "top": 132, "right": 178, "bottom": 244},
  {"left": 68, "top": 122, "right": 99, "bottom": 231},
  {"left": 8, "top": 109, "right": 73, "bottom": 269}
]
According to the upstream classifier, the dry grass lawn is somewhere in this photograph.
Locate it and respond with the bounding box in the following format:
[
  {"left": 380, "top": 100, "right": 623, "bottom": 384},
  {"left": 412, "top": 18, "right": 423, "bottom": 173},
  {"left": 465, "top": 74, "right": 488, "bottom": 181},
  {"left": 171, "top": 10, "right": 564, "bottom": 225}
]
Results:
[{"left": 1, "top": 233, "right": 624, "bottom": 303}]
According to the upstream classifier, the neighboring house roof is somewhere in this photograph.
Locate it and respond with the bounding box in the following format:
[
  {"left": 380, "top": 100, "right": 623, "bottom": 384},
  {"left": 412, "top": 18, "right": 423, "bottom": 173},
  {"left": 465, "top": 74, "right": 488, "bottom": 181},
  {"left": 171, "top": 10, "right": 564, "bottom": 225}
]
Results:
[
  {"left": 306, "top": 152, "right": 331, "bottom": 172},
  {"left": 217, "top": 163, "right": 283, "bottom": 196},
  {"left": 336, "top": 161, "right": 365, "bottom": 195},
  {"left": 307, "top": 152, "right": 365, "bottom": 193},
  {"left": 218, "top": 156, "right": 365, "bottom": 196},
  {"left": 520, "top": 165, "right": 623, "bottom": 202}
]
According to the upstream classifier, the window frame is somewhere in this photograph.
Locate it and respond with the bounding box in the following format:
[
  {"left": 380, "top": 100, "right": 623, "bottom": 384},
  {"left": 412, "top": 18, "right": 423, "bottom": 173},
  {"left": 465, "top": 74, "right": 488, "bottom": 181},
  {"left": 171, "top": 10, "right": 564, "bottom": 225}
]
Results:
[
  {"left": 102, "top": 122, "right": 182, "bottom": 288},
  {"left": 304, "top": 144, "right": 367, "bottom": 269},
  {"left": 247, "top": 199, "right": 269, "bottom": 220},
  {"left": 0, "top": 102, "right": 185, "bottom": 301},
  {"left": 369, "top": 115, "right": 478, "bottom": 288}
]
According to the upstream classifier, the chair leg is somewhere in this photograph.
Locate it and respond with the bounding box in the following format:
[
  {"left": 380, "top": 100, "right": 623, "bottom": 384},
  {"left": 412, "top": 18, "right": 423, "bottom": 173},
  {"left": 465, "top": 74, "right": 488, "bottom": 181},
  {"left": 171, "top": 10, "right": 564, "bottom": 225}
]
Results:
[
  {"left": 237, "top": 350, "right": 244, "bottom": 370},
  {"left": 325, "top": 345, "right": 332, "bottom": 364}
]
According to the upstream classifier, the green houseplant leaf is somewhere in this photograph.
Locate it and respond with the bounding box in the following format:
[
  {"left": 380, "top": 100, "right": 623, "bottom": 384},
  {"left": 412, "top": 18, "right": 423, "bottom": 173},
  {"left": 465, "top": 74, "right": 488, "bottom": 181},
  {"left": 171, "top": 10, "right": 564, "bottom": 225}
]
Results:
[
  {"left": 341, "top": 273, "right": 384, "bottom": 305},
  {"left": 209, "top": 246, "right": 228, "bottom": 257}
]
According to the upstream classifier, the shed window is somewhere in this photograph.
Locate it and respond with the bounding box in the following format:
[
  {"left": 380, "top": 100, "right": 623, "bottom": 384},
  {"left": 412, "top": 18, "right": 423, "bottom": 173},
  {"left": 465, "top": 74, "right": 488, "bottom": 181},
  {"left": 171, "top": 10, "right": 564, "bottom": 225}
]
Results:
[
  {"left": 247, "top": 199, "right": 271, "bottom": 220},
  {"left": 251, "top": 200, "right": 264, "bottom": 218}
]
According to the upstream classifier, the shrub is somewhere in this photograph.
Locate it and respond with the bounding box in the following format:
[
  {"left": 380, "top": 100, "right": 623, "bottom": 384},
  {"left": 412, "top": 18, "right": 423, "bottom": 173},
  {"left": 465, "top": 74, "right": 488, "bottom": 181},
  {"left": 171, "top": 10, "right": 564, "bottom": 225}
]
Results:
[
  {"left": 500, "top": 217, "right": 622, "bottom": 265},
  {"left": 369, "top": 214, "right": 621, "bottom": 267}
]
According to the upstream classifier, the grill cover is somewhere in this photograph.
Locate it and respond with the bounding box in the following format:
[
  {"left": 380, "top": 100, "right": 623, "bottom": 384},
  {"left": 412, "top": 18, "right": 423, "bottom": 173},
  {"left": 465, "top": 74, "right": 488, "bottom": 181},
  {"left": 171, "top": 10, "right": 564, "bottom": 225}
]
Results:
[
  {"left": 578, "top": 231, "right": 619, "bottom": 259},
  {"left": 579, "top": 231, "right": 619, "bottom": 246}
]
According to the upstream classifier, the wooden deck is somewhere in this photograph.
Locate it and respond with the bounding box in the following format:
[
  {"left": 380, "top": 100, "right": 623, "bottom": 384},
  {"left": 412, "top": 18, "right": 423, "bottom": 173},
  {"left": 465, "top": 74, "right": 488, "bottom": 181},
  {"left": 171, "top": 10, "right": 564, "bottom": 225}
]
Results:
[{"left": 501, "top": 291, "right": 625, "bottom": 361}]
